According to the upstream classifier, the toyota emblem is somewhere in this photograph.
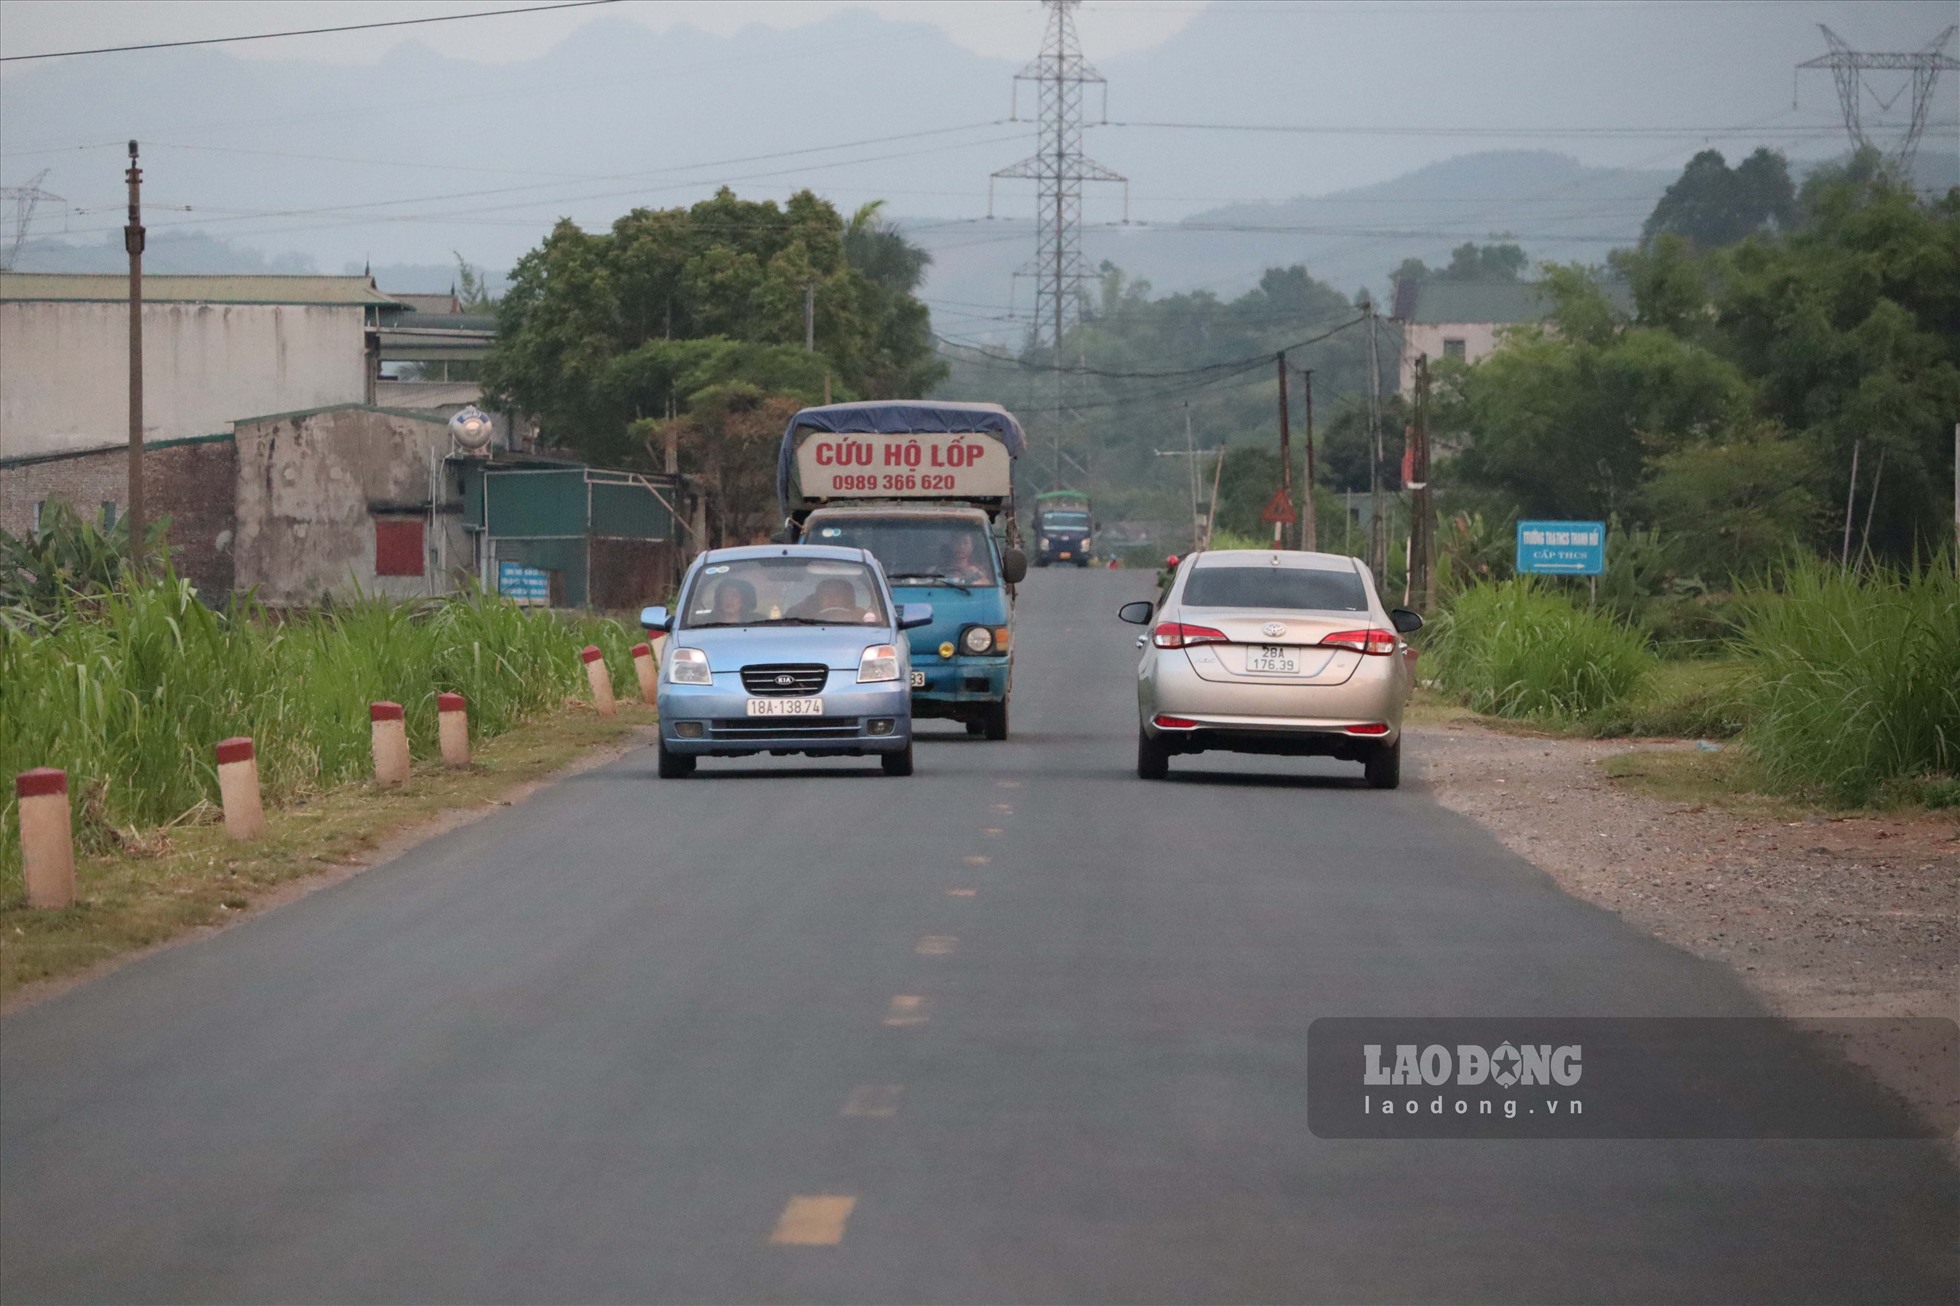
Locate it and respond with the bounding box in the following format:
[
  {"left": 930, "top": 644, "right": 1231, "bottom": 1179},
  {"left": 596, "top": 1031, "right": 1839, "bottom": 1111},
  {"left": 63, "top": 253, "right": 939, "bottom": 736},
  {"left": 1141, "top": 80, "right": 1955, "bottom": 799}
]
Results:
[
  {"left": 775, "top": 674, "right": 794, "bottom": 686},
  {"left": 1262, "top": 622, "right": 1287, "bottom": 638}
]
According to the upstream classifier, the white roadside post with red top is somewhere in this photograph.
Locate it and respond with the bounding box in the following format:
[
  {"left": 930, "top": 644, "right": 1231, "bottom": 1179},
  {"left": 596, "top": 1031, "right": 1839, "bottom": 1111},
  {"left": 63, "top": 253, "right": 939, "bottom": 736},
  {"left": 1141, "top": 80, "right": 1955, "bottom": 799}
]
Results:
[
  {"left": 437, "top": 693, "right": 470, "bottom": 767},
  {"left": 581, "top": 645, "right": 616, "bottom": 716},
  {"left": 370, "top": 701, "right": 410, "bottom": 787},
  {"left": 15, "top": 768, "right": 76, "bottom": 909},
  {"left": 214, "top": 737, "right": 264, "bottom": 840}
]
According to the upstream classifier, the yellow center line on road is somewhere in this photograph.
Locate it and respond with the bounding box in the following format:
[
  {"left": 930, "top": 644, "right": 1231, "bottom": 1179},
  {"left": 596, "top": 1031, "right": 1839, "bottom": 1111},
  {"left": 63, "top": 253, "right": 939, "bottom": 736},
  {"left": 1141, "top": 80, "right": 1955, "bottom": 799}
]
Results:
[
  {"left": 991, "top": 803, "right": 1014, "bottom": 815},
  {"left": 946, "top": 888, "right": 977, "bottom": 897},
  {"left": 983, "top": 827, "right": 1004, "bottom": 836},
  {"left": 996, "top": 780, "right": 1022, "bottom": 789},
  {"left": 770, "top": 1194, "right": 857, "bottom": 1246},
  {"left": 963, "top": 855, "right": 991, "bottom": 866},
  {"left": 883, "top": 995, "right": 930, "bottom": 1026},
  {"left": 915, "top": 935, "right": 956, "bottom": 955},
  {"left": 841, "top": 1085, "right": 904, "bottom": 1118}
]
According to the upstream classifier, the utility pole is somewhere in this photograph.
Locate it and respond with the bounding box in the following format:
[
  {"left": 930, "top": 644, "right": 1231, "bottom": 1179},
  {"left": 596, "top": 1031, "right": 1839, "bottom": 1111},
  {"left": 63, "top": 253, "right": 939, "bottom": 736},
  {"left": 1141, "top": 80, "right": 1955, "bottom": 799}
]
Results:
[
  {"left": 125, "top": 140, "right": 146, "bottom": 575},
  {"left": 1275, "top": 353, "right": 1292, "bottom": 548},
  {"left": 1407, "top": 355, "right": 1435, "bottom": 611},
  {"left": 1365, "top": 297, "right": 1386, "bottom": 579},
  {"left": 1300, "top": 369, "right": 1317, "bottom": 552},
  {"left": 1841, "top": 440, "right": 1862, "bottom": 567},
  {"left": 1185, "top": 404, "right": 1200, "bottom": 548},
  {"left": 804, "top": 282, "right": 815, "bottom": 352}
]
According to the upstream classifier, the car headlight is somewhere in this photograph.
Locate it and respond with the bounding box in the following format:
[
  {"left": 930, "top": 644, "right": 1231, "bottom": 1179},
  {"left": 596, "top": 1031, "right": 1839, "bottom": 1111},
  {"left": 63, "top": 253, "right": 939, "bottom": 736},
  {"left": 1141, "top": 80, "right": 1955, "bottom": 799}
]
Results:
[
  {"left": 1038, "top": 535, "right": 1050, "bottom": 549},
  {"left": 668, "top": 646, "right": 712, "bottom": 684},
  {"left": 960, "top": 625, "right": 994, "bottom": 655},
  {"left": 857, "top": 644, "right": 900, "bottom": 683}
]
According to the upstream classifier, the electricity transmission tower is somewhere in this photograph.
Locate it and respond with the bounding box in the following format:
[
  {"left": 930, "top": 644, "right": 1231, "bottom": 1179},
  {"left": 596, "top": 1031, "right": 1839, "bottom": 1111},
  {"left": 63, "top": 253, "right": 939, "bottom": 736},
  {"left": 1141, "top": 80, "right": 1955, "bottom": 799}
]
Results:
[
  {"left": 1798, "top": 24, "right": 1958, "bottom": 171},
  {"left": 992, "top": 0, "right": 1126, "bottom": 487},
  {"left": 0, "top": 169, "right": 64, "bottom": 271}
]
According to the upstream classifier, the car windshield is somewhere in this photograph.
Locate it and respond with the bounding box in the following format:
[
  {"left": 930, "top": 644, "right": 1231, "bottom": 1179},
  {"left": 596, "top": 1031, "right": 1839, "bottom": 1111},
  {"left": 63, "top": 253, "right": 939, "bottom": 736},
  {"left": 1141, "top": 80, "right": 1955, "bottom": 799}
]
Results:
[
  {"left": 1181, "top": 565, "right": 1368, "bottom": 612},
  {"left": 807, "top": 518, "right": 999, "bottom": 588},
  {"left": 681, "top": 556, "right": 889, "bottom": 628},
  {"left": 1041, "top": 511, "right": 1091, "bottom": 529}
]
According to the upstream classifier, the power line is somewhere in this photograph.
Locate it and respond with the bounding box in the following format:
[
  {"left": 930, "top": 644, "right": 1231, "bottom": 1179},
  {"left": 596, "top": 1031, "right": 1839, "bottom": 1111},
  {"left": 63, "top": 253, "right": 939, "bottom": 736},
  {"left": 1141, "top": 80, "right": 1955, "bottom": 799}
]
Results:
[
  {"left": 932, "top": 314, "right": 1365, "bottom": 380},
  {"left": 0, "top": 0, "right": 622, "bottom": 62}
]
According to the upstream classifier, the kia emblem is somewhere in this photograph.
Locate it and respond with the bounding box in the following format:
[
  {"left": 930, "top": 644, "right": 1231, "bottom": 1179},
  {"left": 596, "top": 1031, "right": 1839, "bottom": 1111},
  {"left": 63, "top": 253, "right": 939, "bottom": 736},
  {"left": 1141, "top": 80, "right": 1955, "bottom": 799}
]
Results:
[{"left": 775, "top": 674, "right": 794, "bottom": 686}]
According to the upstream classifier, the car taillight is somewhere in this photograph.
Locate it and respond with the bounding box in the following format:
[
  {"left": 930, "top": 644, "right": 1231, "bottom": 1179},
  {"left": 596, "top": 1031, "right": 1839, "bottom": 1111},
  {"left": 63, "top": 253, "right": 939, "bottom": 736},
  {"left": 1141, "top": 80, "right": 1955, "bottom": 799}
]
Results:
[
  {"left": 1321, "top": 628, "right": 1397, "bottom": 656},
  {"left": 1152, "top": 622, "right": 1229, "bottom": 649},
  {"left": 1152, "top": 714, "right": 1199, "bottom": 729},
  {"left": 1345, "top": 722, "right": 1391, "bottom": 736}
]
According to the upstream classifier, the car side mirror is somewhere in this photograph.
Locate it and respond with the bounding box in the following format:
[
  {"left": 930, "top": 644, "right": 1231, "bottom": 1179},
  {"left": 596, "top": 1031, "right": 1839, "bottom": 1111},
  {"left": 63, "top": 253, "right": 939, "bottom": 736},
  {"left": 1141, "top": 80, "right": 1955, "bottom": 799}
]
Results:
[
  {"left": 640, "top": 605, "right": 671, "bottom": 633},
  {"left": 898, "top": 602, "right": 935, "bottom": 630},
  {"left": 1117, "top": 600, "right": 1154, "bottom": 625},
  {"left": 1000, "top": 547, "right": 1028, "bottom": 585},
  {"left": 1389, "top": 607, "right": 1423, "bottom": 634}
]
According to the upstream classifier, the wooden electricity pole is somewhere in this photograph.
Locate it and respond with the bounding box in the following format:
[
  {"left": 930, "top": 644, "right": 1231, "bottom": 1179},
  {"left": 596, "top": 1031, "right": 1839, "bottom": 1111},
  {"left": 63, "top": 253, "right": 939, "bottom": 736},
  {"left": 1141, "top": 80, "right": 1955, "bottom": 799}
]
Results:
[
  {"left": 1300, "top": 369, "right": 1316, "bottom": 552},
  {"left": 125, "top": 140, "right": 146, "bottom": 575},
  {"left": 1275, "top": 353, "right": 1292, "bottom": 547},
  {"left": 1407, "top": 355, "right": 1435, "bottom": 611}
]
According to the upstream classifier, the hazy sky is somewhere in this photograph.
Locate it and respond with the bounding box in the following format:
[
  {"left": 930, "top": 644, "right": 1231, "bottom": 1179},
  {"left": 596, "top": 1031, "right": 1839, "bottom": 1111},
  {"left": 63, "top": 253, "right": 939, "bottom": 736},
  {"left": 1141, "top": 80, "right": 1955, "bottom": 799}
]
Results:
[
  {"left": 3, "top": 0, "right": 1954, "bottom": 310},
  {"left": 0, "top": 1, "right": 1199, "bottom": 65}
]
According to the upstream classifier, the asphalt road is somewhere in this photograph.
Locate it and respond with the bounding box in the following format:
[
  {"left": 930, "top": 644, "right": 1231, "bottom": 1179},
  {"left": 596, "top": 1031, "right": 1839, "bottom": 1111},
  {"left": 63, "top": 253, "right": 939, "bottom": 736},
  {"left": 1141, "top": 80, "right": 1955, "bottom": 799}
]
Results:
[{"left": 2, "top": 570, "right": 1953, "bottom": 1304}]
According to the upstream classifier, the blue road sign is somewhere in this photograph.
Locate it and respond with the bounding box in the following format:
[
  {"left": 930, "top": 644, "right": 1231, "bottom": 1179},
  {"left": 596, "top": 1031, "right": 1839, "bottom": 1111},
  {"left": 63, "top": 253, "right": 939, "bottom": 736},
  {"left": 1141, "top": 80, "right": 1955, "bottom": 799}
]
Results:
[
  {"left": 1516, "top": 520, "right": 1606, "bottom": 575},
  {"left": 497, "top": 561, "right": 551, "bottom": 604}
]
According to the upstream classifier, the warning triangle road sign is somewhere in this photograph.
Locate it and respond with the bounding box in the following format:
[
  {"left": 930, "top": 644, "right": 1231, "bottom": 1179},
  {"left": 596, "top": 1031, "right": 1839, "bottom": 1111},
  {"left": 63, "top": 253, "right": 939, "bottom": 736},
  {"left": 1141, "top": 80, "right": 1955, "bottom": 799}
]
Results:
[{"left": 1260, "top": 487, "right": 1296, "bottom": 525}]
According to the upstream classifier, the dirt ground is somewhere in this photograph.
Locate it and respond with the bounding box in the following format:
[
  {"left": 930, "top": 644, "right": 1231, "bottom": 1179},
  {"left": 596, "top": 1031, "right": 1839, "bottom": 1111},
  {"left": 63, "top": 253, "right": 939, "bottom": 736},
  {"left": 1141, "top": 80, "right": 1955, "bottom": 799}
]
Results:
[{"left": 1409, "top": 721, "right": 1958, "bottom": 1132}]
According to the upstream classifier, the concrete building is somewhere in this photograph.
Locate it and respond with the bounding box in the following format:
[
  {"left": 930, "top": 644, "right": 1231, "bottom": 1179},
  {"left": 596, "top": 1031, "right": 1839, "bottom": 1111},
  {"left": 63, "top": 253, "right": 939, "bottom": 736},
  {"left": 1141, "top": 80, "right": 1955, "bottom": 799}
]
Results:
[
  {"left": 0, "top": 272, "right": 398, "bottom": 460},
  {"left": 1392, "top": 279, "right": 1635, "bottom": 393}
]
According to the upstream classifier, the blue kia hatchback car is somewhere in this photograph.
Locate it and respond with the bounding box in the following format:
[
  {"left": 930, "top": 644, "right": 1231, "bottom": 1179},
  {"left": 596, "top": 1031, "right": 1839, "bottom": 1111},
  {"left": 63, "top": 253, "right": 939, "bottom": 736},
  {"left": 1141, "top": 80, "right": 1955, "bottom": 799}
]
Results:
[{"left": 640, "top": 545, "right": 932, "bottom": 779}]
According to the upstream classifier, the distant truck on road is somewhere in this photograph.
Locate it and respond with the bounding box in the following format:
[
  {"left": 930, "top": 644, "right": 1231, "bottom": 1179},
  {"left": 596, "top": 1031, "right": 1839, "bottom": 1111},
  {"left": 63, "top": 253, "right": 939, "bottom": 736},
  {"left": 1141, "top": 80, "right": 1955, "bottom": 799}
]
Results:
[
  {"left": 778, "top": 401, "right": 1029, "bottom": 740},
  {"left": 1033, "top": 490, "right": 1095, "bottom": 567}
]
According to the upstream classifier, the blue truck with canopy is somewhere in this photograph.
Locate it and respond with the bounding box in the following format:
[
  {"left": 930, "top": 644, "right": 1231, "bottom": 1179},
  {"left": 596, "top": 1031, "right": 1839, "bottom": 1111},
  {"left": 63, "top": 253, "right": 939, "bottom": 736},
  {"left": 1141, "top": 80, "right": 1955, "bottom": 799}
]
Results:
[{"left": 778, "top": 400, "right": 1029, "bottom": 739}]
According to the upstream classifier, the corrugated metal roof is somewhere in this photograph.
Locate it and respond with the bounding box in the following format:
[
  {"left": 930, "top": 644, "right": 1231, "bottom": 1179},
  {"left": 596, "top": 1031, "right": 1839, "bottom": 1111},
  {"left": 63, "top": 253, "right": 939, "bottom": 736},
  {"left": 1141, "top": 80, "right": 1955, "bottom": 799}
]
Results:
[
  {"left": 1405, "top": 280, "right": 1635, "bottom": 326},
  {"left": 0, "top": 272, "right": 402, "bottom": 306},
  {"left": 388, "top": 292, "right": 462, "bottom": 314}
]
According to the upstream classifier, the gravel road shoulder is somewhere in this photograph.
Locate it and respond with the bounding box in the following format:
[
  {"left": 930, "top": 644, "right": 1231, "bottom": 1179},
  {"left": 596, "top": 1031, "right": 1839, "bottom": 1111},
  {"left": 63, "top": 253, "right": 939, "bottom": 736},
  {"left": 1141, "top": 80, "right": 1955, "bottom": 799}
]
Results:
[{"left": 1410, "top": 721, "right": 1957, "bottom": 1129}]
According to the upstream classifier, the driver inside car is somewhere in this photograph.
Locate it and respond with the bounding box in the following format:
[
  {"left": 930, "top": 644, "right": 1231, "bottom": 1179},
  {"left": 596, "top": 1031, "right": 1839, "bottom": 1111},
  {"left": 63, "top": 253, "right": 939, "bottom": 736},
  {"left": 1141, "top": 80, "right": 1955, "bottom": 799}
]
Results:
[{"left": 785, "top": 577, "right": 868, "bottom": 622}]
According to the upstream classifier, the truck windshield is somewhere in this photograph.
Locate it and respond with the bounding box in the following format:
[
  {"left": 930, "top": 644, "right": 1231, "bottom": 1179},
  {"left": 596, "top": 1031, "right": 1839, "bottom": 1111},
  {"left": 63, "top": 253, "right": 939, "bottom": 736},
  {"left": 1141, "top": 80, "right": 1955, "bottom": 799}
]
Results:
[
  {"left": 1041, "top": 511, "right": 1091, "bottom": 530},
  {"left": 681, "top": 556, "right": 890, "bottom": 628},
  {"left": 809, "top": 519, "right": 999, "bottom": 588}
]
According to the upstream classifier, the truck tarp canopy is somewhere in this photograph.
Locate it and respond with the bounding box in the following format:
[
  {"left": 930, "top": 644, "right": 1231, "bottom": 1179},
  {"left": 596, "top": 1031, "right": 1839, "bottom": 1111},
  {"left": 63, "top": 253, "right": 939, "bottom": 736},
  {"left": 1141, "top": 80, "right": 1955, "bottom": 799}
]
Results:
[{"left": 777, "top": 401, "right": 1028, "bottom": 508}]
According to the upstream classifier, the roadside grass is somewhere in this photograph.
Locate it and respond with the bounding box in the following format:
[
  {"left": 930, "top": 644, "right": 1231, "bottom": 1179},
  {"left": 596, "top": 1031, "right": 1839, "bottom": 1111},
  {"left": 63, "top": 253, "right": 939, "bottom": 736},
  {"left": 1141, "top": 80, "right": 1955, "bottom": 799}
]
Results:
[
  {"left": 1583, "top": 658, "right": 1752, "bottom": 739},
  {"left": 1423, "top": 578, "right": 1655, "bottom": 722},
  {"left": 1597, "top": 747, "right": 1803, "bottom": 818},
  {"left": 0, "top": 703, "right": 655, "bottom": 1002}
]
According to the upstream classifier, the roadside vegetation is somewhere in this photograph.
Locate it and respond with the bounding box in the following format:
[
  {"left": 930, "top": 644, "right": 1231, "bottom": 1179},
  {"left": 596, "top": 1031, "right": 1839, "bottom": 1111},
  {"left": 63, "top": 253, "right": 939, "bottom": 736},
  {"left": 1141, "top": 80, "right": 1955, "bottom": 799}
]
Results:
[{"left": 1, "top": 513, "right": 645, "bottom": 891}]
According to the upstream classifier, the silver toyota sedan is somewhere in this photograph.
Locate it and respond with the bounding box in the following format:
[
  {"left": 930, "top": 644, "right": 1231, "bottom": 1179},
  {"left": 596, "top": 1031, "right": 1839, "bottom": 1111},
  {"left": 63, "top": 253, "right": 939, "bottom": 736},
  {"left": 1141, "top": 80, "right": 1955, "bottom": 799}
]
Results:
[{"left": 1117, "top": 549, "right": 1424, "bottom": 787}]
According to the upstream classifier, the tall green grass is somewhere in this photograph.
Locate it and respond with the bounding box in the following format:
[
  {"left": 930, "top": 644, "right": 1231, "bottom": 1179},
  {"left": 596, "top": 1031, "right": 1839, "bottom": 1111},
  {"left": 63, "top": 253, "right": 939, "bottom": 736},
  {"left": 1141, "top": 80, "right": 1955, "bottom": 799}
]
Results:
[
  {"left": 1426, "top": 578, "right": 1656, "bottom": 721},
  {"left": 1, "top": 575, "right": 638, "bottom": 882},
  {"left": 1734, "top": 557, "right": 1959, "bottom": 805}
]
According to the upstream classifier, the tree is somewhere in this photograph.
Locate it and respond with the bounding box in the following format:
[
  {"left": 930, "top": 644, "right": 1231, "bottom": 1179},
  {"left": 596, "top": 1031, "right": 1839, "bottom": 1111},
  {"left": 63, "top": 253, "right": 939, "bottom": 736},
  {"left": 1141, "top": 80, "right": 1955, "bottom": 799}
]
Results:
[
  {"left": 481, "top": 189, "right": 944, "bottom": 464},
  {"left": 1391, "top": 242, "right": 1529, "bottom": 286},
  {"left": 1641, "top": 148, "right": 1796, "bottom": 251},
  {"left": 1636, "top": 421, "right": 1826, "bottom": 580}
]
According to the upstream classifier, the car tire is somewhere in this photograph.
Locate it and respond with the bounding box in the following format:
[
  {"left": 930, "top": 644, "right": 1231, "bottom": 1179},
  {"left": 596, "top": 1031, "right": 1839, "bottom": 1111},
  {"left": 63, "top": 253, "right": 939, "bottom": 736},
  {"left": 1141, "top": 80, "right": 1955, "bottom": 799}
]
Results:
[
  {"left": 982, "top": 699, "right": 1009, "bottom": 741},
  {"left": 1364, "top": 738, "right": 1401, "bottom": 790},
  {"left": 882, "top": 741, "right": 915, "bottom": 777},
  {"left": 965, "top": 719, "right": 985, "bottom": 736},
  {"left": 1137, "top": 726, "right": 1171, "bottom": 780},
  {"left": 656, "top": 737, "right": 695, "bottom": 779}
]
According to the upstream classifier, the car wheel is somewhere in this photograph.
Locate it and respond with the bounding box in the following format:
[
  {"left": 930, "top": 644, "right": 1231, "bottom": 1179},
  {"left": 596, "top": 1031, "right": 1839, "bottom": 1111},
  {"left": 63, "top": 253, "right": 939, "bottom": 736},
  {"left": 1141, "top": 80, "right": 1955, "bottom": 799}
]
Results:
[
  {"left": 1364, "top": 738, "right": 1401, "bottom": 790},
  {"left": 657, "top": 736, "right": 695, "bottom": 779},
  {"left": 965, "top": 719, "right": 985, "bottom": 736},
  {"left": 982, "top": 699, "right": 1009, "bottom": 741},
  {"left": 1137, "top": 726, "right": 1170, "bottom": 780},
  {"left": 882, "top": 741, "right": 915, "bottom": 777}
]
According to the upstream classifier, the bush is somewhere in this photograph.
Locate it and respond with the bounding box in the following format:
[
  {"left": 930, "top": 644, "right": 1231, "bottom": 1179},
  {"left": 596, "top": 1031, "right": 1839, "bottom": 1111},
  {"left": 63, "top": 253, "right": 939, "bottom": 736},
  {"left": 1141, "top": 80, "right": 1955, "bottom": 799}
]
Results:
[
  {"left": 1735, "top": 557, "right": 1959, "bottom": 805},
  {"left": 1427, "top": 578, "right": 1656, "bottom": 720},
  {"left": 0, "top": 575, "right": 637, "bottom": 884}
]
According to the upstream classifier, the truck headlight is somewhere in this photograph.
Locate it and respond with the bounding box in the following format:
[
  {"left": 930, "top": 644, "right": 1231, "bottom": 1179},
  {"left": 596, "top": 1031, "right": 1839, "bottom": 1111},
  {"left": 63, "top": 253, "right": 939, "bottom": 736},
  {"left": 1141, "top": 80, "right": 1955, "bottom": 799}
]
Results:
[
  {"left": 857, "top": 644, "right": 900, "bottom": 683},
  {"left": 668, "top": 646, "right": 712, "bottom": 684},
  {"left": 1038, "top": 535, "right": 1050, "bottom": 549},
  {"left": 960, "top": 625, "right": 994, "bottom": 655}
]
